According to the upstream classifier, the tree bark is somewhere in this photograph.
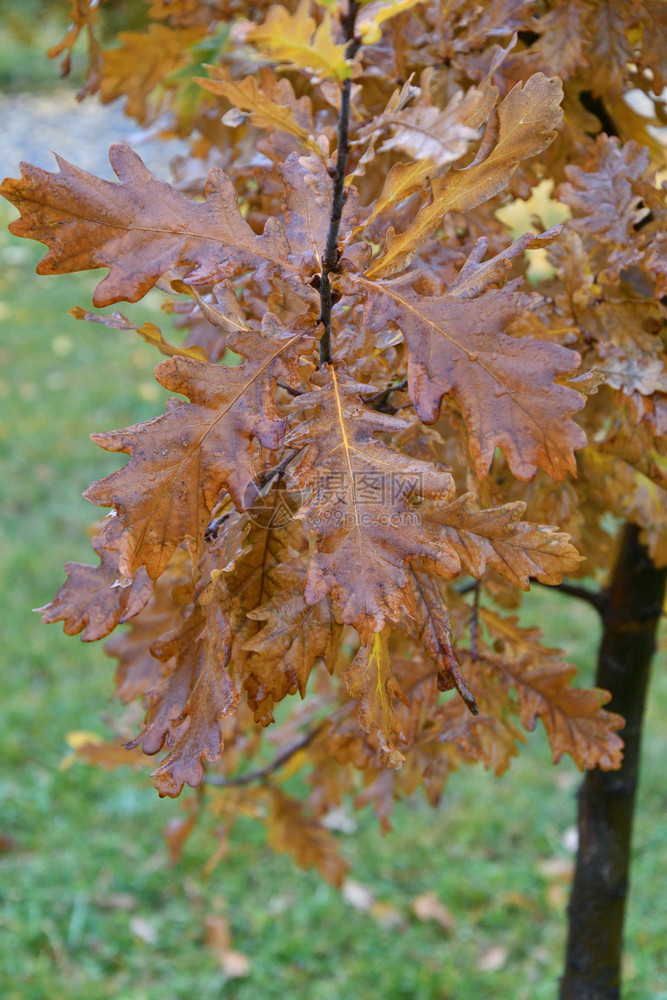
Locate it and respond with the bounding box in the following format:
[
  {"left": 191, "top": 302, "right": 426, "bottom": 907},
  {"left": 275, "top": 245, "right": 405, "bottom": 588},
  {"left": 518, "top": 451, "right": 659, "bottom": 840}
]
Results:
[{"left": 560, "top": 524, "right": 667, "bottom": 1000}]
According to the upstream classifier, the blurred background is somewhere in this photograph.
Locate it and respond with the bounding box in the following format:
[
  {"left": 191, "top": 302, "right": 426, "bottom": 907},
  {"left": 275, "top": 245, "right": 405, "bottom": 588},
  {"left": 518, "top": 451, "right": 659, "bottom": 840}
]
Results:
[{"left": 1, "top": 3, "right": 666, "bottom": 998}]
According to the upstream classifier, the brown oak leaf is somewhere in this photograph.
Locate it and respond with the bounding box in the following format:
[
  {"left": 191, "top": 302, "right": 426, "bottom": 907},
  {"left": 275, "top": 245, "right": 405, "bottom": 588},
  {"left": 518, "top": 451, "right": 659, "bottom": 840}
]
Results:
[
  {"left": 421, "top": 494, "right": 582, "bottom": 589},
  {"left": 0, "top": 144, "right": 302, "bottom": 306},
  {"left": 343, "top": 630, "right": 409, "bottom": 767},
  {"left": 368, "top": 74, "right": 563, "bottom": 277},
  {"left": 99, "top": 24, "right": 207, "bottom": 125},
  {"left": 267, "top": 787, "right": 349, "bottom": 886},
  {"left": 130, "top": 569, "right": 239, "bottom": 797},
  {"left": 286, "top": 366, "right": 457, "bottom": 637},
  {"left": 85, "top": 320, "right": 313, "bottom": 579},
  {"left": 242, "top": 560, "right": 342, "bottom": 725},
  {"left": 481, "top": 609, "right": 625, "bottom": 771},
  {"left": 348, "top": 240, "right": 586, "bottom": 481},
  {"left": 38, "top": 519, "right": 153, "bottom": 643}
]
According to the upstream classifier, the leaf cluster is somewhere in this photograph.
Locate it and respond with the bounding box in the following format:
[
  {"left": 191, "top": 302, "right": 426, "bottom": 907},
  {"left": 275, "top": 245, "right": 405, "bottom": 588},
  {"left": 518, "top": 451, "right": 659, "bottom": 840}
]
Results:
[{"left": 4, "top": 0, "right": 667, "bottom": 880}]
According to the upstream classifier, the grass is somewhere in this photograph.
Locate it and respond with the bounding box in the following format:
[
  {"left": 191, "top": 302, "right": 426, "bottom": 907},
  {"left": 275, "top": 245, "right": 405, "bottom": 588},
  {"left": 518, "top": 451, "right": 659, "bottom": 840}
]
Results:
[{"left": 1, "top": 199, "right": 667, "bottom": 1000}]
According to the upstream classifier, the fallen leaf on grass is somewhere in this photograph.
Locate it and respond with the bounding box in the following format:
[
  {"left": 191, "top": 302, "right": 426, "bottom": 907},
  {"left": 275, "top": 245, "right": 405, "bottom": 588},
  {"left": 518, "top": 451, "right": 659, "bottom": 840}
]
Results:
[
  {"left": 370, "top": 901, "right": 404, "bottom": 930},
  {"left": 476, "top": 944, "right": 508, "bottom": 972},
  {"left": 537, "top": 856, "right": 574, "bottom": 880},
  {"left": 342, "top": 878, "right": 375, "bottom": 912},
  {"left": 130, "top": 916, "right": 158, "bottom": 945},
  {"left": 546, "top": 883, "right": 568, "bottom": 910},
  {"left": 205, "top": 915, "right": 251, "bottom": 979},
  {"left": 411, "top": 891, "right": 456, "bottom": 933}
]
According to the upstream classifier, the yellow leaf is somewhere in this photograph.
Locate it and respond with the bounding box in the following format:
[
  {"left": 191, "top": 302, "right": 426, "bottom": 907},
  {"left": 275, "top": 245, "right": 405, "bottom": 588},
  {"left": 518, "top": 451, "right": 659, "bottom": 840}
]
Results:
[
  {"left": 65, "top": 730, "right": 104, "bottom": 750},
  {"left": 358, "top": 0, "right": 425, "bottom": 45},
  {"left": 238, "top": 0, "right": 351, "bottom": 82},
  {"left": 196, "top": 66, "right": 322, "bottom": 155},
  {"left": 69, "top": 307, "right": 208, "bottom": 360}
]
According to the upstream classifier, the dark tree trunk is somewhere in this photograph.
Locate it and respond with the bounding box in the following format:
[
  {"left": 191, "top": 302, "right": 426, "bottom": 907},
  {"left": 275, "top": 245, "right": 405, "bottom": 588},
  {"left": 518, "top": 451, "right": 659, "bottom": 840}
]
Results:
[{"left": 560, "top": 524, "right": 667, "bottom": 1000}]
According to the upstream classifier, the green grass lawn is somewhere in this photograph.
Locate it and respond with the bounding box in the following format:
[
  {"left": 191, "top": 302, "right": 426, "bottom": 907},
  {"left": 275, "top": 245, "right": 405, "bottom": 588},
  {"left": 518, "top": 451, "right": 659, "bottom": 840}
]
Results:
[{"left": 1, "top": 201, "right": 666, "bottom": 1000}]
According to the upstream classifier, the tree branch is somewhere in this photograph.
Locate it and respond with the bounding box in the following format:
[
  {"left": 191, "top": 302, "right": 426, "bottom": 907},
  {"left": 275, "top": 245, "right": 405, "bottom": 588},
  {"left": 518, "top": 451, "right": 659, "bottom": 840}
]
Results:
[
  {"left": 204, "top": 723, "right": 325, "bottom": 788},
  {"left": 534, "top": 579, "right": 607, "bottom": 615},
  {"left": 319, "top": 0, "right": 361, "bottom": 366}
]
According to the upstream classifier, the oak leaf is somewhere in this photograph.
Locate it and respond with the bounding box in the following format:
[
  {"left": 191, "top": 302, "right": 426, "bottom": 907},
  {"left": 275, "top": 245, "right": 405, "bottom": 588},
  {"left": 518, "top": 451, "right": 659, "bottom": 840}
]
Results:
[
  {"left": 358, "top": 84, "right": 484, "bottom": 169},
  {"left": 421, "top": 494, "right": 582, "bottom": 589},
  {"left": 0, "top": 144, "right": 299, "bottom": 307},
  {"left": 69, "top": 306, "right": 209, "bottom": 361},
  {"left": 85, "top": 321, "right": 313, "bottom": 579},
  {"left": 368, "top": 74, "right": 563, "bottom": 277},
  {"left": 235, "top": 0, "right": 352, "bottom": 82},
  {"left": 343, "top": 631, "right": 409, "bottom": 767},
  {"left": 481, "top": 610, "right": 625, "bottom": 771},
  {"left": 196, "top": 66, "right": 321, "bottom": 154},
  {"left": 99, "top": 24, "right": 207, "bottom": 125},
  {"left": 581, "top": 448, "right": 667, "bottom": 568},
  {"left": 557, "top": 136, "right": 651, "bottom": 280},
  {"left": 37, "top": 520, "right": 153, "bottom": 643},
  {"left": 242, "top": 560, "right": 342, "bottom": 725},
  {"left": 348, "top": 240, "right": 586, "bottom": 481},
  {"left": 130, "top": 569, "right": 239, "bottom": 797},
  {"left": 106, "top": 548, "right": 193, "bottom": 705},
  {"left": 286, "top": 366, "right": 457, "bottom": 637},
  {"left": 405, "top": 570, "right": 477, "bottom": 711},
  {"left": 267, "top": 787, "right": 349, "bottom": 886}
]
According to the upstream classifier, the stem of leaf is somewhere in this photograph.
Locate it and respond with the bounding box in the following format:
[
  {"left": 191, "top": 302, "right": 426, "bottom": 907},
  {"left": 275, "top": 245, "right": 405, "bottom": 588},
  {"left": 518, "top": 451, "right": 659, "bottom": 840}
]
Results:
[{"left": 319, "top": 0, "right": 361, "bottom": 366}]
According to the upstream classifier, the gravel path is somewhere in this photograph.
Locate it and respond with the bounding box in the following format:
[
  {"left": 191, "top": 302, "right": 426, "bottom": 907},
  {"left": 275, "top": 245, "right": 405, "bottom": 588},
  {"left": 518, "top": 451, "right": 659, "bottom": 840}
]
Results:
[{"left": 0, "top": 89, "right": 186, "bottom": 180}]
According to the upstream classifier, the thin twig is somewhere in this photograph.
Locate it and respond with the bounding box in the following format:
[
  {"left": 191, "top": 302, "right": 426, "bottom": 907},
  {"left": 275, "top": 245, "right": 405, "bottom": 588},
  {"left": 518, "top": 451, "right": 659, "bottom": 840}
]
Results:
[
  {"left": 319, "top": 0, "right": 361, "bottom": 366},
  {"left": 535, "top": 579, "right": 607, "bottom": 615},
  {"left": 276, "top": 380, "right": 305, "bottom": 397},
  {"left": 468, "top": 581, "right": 481, "bottom": 660},
  {"left": 256, "top": 448, "right": 299, "bottom": 490},
  {"left": 204, "top": 723, "right": 325, "bottom": 787},
  {"left": 366, "top": 378, "right": 409, "bottom": 410}
]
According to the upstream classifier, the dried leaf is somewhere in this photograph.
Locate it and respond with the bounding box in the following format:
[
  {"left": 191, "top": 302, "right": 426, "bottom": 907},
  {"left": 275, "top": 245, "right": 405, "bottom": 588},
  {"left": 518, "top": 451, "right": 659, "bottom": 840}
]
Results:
[
  {"left": 0, "top": 145, "right": 299, "bottom": 306},
  {"left": 344, "top": 631, "right": 409, "bottom": 765},
  {"left": 85, "top": 322, "right": 313, "bottom": 579},
  {"left": 412, "top": 891, "right": 456, "bottom": 932},
  {"left": 422, "top": 494, "right": 582, "bottom": 589},
  {"left": 196, "top": 66, "right": 321, "bottom": 154},
  {"left": 349, "top": 241, "right": 586, "bottom": 481},
  {"left": 243, "top": 560, "right": 342, "bottom": 725},
  {"left": 131, "top": 573, "right": 239, "bottom": 797},
  {"left": 359, "top": 85, "right": 484, "bottom": 168},
  {"left": 267, "top": 787, "right": 349, "bottom": 885},
  {"left": 100, "top": 25, "right": 207, "bottom": 124},
  {"left": 69, "top": 306, "right": 208, "bottom": 360},
  {"left": 558, "top": 136, "right": 651, "bottom": 280},
  {"left": 406, "top": 570, "right": 477, "bottom": 710},
  {"left": 481, "top": 610, "right": 625, "bottom": 771},
  {"left": 369, "top": 74, "right": 563, "bottom": 277},
  {"left": 236, "top": 0, "right": 351, "bottom": 82},
  {"left": 286, "top": 366, "right": 457, "bottom": 636},
  {"left": 37, "top": 520, "right": 153, "bottom": 642},
  {"left": 204, "top": 916, "right": 251, "bottom": 979}
]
